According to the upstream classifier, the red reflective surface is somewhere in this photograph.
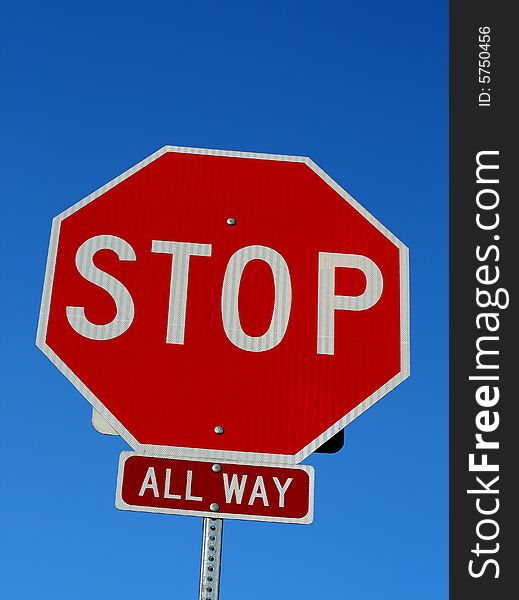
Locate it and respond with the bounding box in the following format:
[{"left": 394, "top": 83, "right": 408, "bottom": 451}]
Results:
[{"left": 45, "top": 151, "right": 402, "bottom": 456}]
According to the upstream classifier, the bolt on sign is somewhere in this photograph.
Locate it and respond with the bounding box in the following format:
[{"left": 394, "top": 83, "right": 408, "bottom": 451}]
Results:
[{"left": 37, "top": 146, "right": 409, "bottom": 597}]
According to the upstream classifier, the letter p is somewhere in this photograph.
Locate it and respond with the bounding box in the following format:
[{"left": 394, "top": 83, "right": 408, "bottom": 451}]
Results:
[{"left": 317, "top": 253, "right": 383, "bottom": 355}]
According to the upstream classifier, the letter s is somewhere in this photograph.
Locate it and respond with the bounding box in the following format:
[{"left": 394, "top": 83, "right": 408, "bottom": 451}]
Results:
[
  {"left": 468, "top": 559, "right": 500, "bottom": 579},
  {"left": 66, "top": 235, "right": 136, "bottom": 340}
]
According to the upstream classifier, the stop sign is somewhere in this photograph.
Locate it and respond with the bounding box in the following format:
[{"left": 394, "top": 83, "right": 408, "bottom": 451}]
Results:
[{"left": 37, "top": 146, "right": 409, "bottom": 464}]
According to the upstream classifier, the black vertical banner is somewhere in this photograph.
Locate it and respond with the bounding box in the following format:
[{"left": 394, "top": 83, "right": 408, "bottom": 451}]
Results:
[{"left": 450, "top": 2, "right": 514, "bottom": 599}]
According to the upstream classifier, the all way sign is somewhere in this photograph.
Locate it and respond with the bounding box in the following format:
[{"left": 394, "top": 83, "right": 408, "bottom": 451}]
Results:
[{"left": 117, "top": 454, "right": 314, "bottom": 524}]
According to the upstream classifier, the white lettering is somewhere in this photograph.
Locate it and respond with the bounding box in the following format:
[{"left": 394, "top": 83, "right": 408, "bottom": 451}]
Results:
[
  {"left": 272, "top": 477, "right": 293, "bottom": 508},
  {"left": 248, "top": 476, "right": 269, "bottom": 506},
  {"left": 138, "top": 466, "right": 159, "bottom": 497},
  {"left": 185, "top": 469, "right": 203, "bottom": 501},
  {"left": 317, "top": 253, "right": 383, "bottom": 355},
  {"left": 469, "top": 454, "right": 499, "bottom": 472},
  {"left": 222, "top": 473, "right": 248, "bottom": 504},
  {"left": 66, "top": 235, "right": 136, "bottom": 340},
  {"left": 164, "top": 468, "right": 181, "bottom": 499},
  {"left": 221, "top": 245, "right": 292, "bottom": 352},
  {"left": 151, "top": 241, "right": 212, "bottom": 344}
]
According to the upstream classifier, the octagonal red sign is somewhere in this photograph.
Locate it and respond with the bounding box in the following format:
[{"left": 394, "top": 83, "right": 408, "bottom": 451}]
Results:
[{"left": 37, "top": 146, "right": 409, "bottom": 463}]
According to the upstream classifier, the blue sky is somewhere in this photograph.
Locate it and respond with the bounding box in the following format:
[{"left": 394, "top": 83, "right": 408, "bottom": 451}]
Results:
[{"left": 0, "top": 1, "right": 447, "bottom": 598}]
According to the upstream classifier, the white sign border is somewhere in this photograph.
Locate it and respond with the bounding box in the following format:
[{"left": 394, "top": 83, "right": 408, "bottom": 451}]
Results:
[{"left": 36, "top": 145, "right": 410, "bottom": 465}]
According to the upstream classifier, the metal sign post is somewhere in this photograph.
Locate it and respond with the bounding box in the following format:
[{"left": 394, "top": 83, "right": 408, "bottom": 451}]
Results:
[{"left": 199, "top": 517, "right": 223, "bottom": 600}]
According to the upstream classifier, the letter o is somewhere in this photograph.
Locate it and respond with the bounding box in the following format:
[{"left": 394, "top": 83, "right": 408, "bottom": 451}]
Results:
[
  {"left": 221, "top": 245, "right": 292, "bottom": 352},
  {"left": 476, "top": 189, "right": 500, "bottom": 210},
  {"left": 476, "top": 518, "right": 499, "bottom": 541}
]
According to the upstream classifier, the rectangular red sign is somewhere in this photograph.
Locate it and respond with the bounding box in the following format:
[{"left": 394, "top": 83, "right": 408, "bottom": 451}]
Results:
[{"left": 116, "top": 452, "right": 314, "bottom": 524}]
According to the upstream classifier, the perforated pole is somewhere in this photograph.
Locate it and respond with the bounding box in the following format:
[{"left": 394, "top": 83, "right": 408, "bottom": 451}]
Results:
[{"left": 199, "top": 518, "right": 223, "bottom": 600}]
